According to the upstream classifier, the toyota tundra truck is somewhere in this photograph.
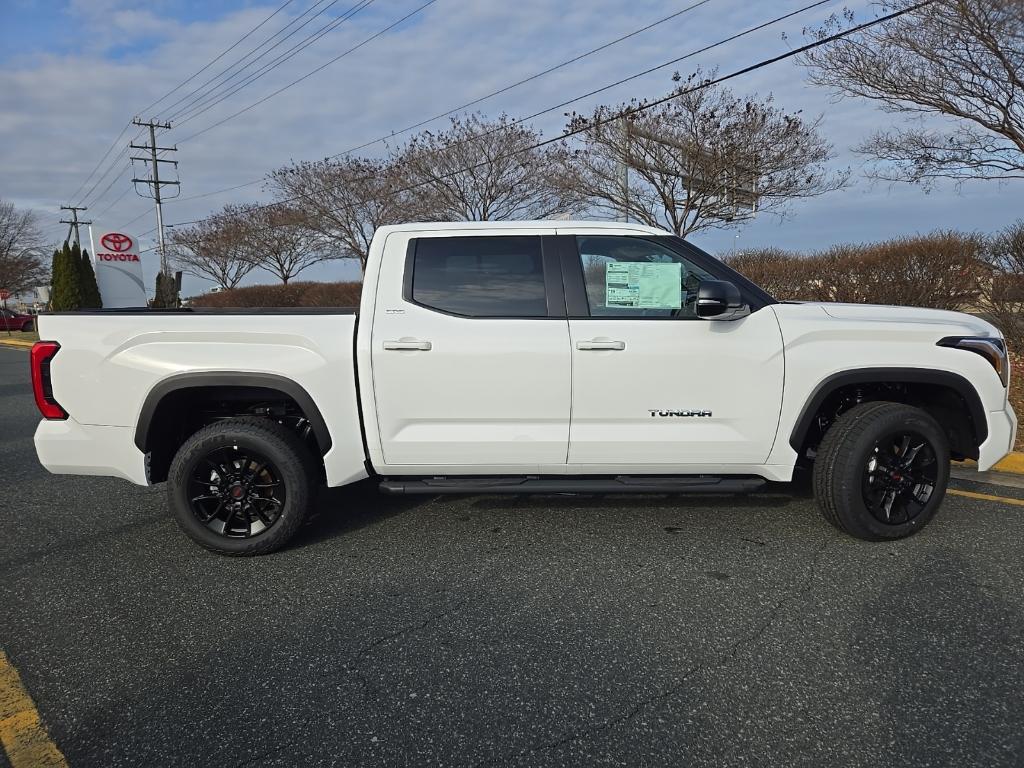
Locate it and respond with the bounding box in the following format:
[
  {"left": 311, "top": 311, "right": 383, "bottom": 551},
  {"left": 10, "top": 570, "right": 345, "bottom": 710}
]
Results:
[{"left": 30, "top": 220, "right": 1017, "bottom": 554}]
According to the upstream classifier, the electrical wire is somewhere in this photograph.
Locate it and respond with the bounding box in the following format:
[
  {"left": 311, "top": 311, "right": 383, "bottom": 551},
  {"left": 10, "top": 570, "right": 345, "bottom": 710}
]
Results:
[
  {"left": 176, "top": 0, "right": 436, "bottom": 143},
  {"left": 68, "top": 0, "right": 312, "bottom": 209},
  {"left": 171, "top": 0, "right": 839, "bottom": 225},
  {"left": 168, "top": 0, "right": 932, "bottom": 232},
  {"left": 169, "top": 0, "right": 376, "bottom": 127},
  {"left": 173, "top": 0, "right": 720, "bottom": 203},
  {"left": 157, "top": 0, "right": 348, "bottom": 123},
  {"left": 138, "top": 0, "right": 300, "bottom": 117}
]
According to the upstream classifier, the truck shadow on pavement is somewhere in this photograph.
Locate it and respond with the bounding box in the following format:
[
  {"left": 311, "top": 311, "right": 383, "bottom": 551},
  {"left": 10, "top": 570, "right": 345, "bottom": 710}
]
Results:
[{"left": 291, "top": 479, "right": 435, "bottom": 549}]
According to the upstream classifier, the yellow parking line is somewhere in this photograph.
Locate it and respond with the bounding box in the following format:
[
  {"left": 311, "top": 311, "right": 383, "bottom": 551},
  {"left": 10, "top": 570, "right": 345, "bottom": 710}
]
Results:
[
  {"left": 949, "top": 489, "right": 1024, "bottom": 507},
  {"left": 0, "top": 651, "right": 68, "bottom": 768}
]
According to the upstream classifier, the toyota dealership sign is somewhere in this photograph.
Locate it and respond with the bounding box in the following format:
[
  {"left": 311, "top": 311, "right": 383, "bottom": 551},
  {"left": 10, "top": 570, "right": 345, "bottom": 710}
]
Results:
[{"left": 90, "top": 228, "right": 147, "bottom": 307}]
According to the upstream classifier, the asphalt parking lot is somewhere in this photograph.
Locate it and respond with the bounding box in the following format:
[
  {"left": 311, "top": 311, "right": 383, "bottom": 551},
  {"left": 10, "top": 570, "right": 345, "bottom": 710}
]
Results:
[{"left": 1, "top": 345, "right": 1023, "bottom": 767}]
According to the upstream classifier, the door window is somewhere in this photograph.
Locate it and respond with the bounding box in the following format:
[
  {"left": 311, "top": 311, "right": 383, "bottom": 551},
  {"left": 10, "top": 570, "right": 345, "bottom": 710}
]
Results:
[
  {"left": 411, "top": 236, "right": 547, "bottom": 317},
  {"left": 576, "top": 236, "right": 714, "bottom": 319}
]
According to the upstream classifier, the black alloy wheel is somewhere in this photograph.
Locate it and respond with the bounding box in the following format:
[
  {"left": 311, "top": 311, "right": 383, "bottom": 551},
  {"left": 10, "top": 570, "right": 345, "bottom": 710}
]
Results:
[
  {"left": 168, "top": 417, "right": 316, "bottom": 555},
  {"left": 813, "top": 401, "right": 949, "bottom": 541},
  {"left": 188, "top": 446, "right": 287, "bottom": 538},
  {"left": 861, "top": 431, "right": 939, "bottom": 526}
]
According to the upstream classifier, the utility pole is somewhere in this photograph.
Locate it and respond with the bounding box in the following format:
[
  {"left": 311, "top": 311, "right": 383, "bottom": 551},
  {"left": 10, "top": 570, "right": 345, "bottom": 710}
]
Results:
[
  {"left": 130, "top": 118, "right": 180, "bottom": 287},
  {"left": 59, "top": 205, "right": 91, "bottom": 246}
]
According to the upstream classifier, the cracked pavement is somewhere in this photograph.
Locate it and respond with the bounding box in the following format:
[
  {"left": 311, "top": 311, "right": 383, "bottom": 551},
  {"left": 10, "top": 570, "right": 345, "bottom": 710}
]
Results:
[{"left": 2, "top": 346, "right": 1023, "bottom": 767}]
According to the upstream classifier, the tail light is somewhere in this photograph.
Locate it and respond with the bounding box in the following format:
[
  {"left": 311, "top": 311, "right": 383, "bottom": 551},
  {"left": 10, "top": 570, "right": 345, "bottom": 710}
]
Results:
[{"left": 30, "top": 341, "right": 68, "bottom": 420}]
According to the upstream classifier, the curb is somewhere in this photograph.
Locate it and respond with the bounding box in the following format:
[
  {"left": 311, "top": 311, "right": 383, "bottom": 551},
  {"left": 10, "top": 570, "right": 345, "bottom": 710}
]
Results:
[
  {"left": 950, "top": 471, "right": 1024, "bottom": 502},
  {"left": 992, "top": 453, "right": 1024, "bottom": 475},
  {"left": 956, "top": 452, "right": 1024, "bottom": 476},
  {"left": 0, "top": 339, "right": 33, "bottom": 349}
]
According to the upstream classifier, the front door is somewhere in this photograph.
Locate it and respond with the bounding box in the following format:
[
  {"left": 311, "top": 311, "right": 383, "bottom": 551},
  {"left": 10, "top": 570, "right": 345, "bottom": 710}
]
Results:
[
  {"left": 370, "top": 232, "right": 572, "bottom": 468},
  {"left": 564, "top": 234, "right": 785, "bottom": 466}
]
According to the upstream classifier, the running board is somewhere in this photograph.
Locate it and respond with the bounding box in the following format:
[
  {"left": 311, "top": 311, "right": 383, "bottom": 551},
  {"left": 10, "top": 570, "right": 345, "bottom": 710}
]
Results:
[{"left": 378, "top": 476, "right": 766, "bottom": 495}]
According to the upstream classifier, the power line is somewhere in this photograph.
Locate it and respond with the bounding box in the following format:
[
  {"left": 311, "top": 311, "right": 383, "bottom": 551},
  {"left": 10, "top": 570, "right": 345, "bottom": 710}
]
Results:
[
  {"left": 138, "top": 0, "right": 300, "bottom": 117},
  {"left": 172, "top": 0, "right": 836, "bottom": 224},
  {"left": 169, "top": 0, "right": 376, "bottom": 127},
  {"left": 67, "top": 123, "right": 131, "bottom": 203},
  {"left": 169, "top": 0, "right": 931, "bottom": 233},
  {"left": 91, "top": 185, "right": 135, "bottom": 221},
  {"left": 81, "top": 158, "right": 132, "bottom": 210},
  {"left": 173, "top": 0, "right": 719, "bottom": 203},
  {"left": 68, "top": 1, "right": 309, "bottom": 208},
  {"left": 120, "top": 209, "right": 156, "bottom": 231},
  {"left": 176, "top": 0, "right": 437, "bottom": 144},
  {"left": 157, "top": 0, "right": 346, "bottom": 123}
]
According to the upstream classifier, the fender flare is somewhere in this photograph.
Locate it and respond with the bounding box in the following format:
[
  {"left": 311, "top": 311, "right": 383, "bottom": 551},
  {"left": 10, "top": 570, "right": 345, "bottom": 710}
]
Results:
[
  {"left": 134, "top": 371, "right": 332, "bottom": 455},
  {"left": 788, "top": 367, "right": 988, "bottom": 453}
]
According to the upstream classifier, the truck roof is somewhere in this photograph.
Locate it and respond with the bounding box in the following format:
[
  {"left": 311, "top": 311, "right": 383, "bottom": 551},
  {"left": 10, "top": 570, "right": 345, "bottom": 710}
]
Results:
[{"left": 375, "top": 220, "right": 671, "bottom": 237}]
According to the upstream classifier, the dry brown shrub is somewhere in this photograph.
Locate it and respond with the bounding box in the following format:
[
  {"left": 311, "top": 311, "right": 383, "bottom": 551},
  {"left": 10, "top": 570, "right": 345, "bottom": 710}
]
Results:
[{"left": 188, "top": 281, "right": 362, "bottom": 308}]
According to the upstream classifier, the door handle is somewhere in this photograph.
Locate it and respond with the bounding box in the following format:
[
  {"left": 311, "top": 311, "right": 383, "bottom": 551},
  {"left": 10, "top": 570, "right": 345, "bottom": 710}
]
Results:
[
  {"left": 576, "top": 340, "right": 626, "bottom": 351},
  {"left": 383, "top": 340, "right": 432, "bottom": 351}
]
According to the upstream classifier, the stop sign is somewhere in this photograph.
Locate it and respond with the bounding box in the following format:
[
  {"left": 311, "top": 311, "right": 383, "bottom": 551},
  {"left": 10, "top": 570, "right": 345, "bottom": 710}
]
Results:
[{"left": 0, "top": 290, "right": 9, "bottom": 301}]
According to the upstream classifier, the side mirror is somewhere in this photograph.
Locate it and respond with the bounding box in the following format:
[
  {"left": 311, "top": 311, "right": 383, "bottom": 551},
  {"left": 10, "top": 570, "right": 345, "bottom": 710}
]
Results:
[{"left": 696, "top": 280, "right": 749, "bottom": 320}]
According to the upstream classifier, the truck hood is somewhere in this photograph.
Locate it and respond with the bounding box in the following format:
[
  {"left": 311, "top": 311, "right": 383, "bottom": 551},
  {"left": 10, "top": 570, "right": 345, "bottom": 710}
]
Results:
[{"left": 775, "top": 302, "right": 1001, "bottom": 339}]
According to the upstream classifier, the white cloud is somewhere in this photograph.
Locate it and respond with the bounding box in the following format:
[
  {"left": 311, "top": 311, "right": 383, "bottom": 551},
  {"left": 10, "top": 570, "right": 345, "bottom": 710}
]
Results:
[{"left": 2, "top": 0, "right": 1021, "bottom": 295}]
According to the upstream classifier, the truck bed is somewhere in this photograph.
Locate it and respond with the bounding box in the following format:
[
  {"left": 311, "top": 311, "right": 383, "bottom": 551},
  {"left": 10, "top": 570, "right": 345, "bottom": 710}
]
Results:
[{"left": 34, "top": 309, "right": 368, "bottom": 487}]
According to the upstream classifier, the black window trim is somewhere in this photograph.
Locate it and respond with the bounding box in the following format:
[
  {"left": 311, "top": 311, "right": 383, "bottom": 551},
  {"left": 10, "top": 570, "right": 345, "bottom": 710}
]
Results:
[
  {"left": 560, "top": 234, "right": 777, "bottom": 319},
  {"left": 402, "top": 235, "right": 567, "bottom": 320}
]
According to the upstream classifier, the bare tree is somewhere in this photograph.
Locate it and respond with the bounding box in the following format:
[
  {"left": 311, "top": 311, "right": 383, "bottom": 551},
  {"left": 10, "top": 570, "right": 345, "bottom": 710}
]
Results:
[
  {"left": 236, "top": 204, "right": 333, "bottom": 284},
  {"left": 0, "top": 199, "right": 49, "bottom": 295},
  {"left": 559, "top": 72, "right": 847, "bottom": 236},
  {"left": 268, "top": 157, "right": 412, "bottom": 274},
  {"left": 979, "top": 219, "right": 1024, "bottom": 348},
  {"left": 169, "top": 205, "right": 256, "bottom": 290},
  {"left": 393, "top": 113, "right": 584, "bottom": 222},
  {"left": 802, "top": 0, "right": 1024, "bottom": 186}
]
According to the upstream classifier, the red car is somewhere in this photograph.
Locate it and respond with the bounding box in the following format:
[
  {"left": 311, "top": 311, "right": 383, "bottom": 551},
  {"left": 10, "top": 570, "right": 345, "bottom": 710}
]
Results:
[{"left": 0, "top": 308, "right": 35, "bottom": 332}]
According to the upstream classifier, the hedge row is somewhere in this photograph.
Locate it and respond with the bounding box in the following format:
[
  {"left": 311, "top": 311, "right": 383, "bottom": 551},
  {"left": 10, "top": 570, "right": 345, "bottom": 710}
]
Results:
[
  {"left": 188, "top": 281, "right": 362, "bottom": 308},
  {"left": 724, "top": 232, "right": 985, "bottom": 310}
]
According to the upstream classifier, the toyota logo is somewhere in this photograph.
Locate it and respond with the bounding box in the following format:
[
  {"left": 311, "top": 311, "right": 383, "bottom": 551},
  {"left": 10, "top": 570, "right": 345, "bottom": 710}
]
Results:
[{"left": 101, "top": 233, "right": 133, "bottom": 252}]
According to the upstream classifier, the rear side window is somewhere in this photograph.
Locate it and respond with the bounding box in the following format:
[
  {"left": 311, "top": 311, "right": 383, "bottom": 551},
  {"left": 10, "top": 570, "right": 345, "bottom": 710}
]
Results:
[{"left": 411, "top": 236, "right": 547, "bottom": 317}]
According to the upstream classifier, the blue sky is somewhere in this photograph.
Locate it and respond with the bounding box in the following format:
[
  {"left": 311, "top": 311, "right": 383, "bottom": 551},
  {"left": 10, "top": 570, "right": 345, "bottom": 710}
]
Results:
[{"left": 2, "top": 0, "right": 1021, "bottom": 296}]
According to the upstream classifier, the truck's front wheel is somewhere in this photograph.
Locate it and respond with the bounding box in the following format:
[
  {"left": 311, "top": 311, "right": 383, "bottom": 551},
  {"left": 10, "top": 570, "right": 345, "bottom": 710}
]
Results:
[
  {"left": 167, "top": 417, "right": 316, "bottom": 555},
  {"left": 812, "top": 401, "right": 949, "bottom": 541}
]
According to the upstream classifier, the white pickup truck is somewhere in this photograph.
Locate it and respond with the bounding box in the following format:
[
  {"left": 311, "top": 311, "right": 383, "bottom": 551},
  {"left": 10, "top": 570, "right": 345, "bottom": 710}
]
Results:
[{"left": 32, "top": 220, "right": 1016, "bottom": 554}]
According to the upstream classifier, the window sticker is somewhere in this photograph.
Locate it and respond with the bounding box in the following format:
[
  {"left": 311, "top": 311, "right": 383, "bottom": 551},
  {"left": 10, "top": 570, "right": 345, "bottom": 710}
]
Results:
[{"left": 605, "top": 262, "right": 682, "bottom": 309}]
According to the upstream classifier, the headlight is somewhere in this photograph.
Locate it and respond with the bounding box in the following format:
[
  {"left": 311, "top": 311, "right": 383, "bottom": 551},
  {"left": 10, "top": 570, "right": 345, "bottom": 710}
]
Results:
[{"left": 938, "top": 336, "right": 1009, "bottom": 387}]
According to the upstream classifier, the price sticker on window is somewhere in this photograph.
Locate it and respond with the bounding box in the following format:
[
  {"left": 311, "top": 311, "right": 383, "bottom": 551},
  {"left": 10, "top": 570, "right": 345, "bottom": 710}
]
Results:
[{"left": 605, "top": 262, "right": 682, "bottom": 309}]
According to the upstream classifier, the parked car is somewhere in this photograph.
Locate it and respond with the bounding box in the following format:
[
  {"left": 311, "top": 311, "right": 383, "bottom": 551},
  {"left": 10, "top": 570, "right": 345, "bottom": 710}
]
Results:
[
  {"left": 30, "top": 220, "right": 1017, "bottom": 555},
  {"left": 1, "top": 308, "right": 35, "bottom": 332}
]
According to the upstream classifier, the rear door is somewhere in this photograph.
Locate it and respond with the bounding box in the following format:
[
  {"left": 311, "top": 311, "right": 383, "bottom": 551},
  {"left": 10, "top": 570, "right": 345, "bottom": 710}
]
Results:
[
  {"left": 561, "top": 234, "right": 785, "bottom": 466},
  {"left": 370, "top": 231, "right": 572, "bottom": 468}
]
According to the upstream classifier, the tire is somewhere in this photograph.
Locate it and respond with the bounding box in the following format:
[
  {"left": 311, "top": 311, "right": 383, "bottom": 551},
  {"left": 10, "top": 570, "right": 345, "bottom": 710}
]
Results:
[
  {"left": 21, "top": 321, "right": 33, "bottom": 332},
  {"left": 167, "top": 417, "right": 317, "bottom": 555},
  {"left": 812, "top": 401, "right": 949, "bottom": 541}
]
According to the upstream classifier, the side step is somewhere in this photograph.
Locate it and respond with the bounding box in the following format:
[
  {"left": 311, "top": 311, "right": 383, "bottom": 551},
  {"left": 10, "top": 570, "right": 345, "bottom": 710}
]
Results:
[{"left": 378, "top": 475, "right": 766, "bottom": 495}]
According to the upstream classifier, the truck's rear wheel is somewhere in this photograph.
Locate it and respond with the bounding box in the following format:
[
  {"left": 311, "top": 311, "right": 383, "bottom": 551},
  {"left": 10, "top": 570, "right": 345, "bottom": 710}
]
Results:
[
  {"left": 167, "top": 417, "right": 315, "bottom": 555},
  {"left": 812, "top": 401, "right": 949, "bottom": 541}
]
